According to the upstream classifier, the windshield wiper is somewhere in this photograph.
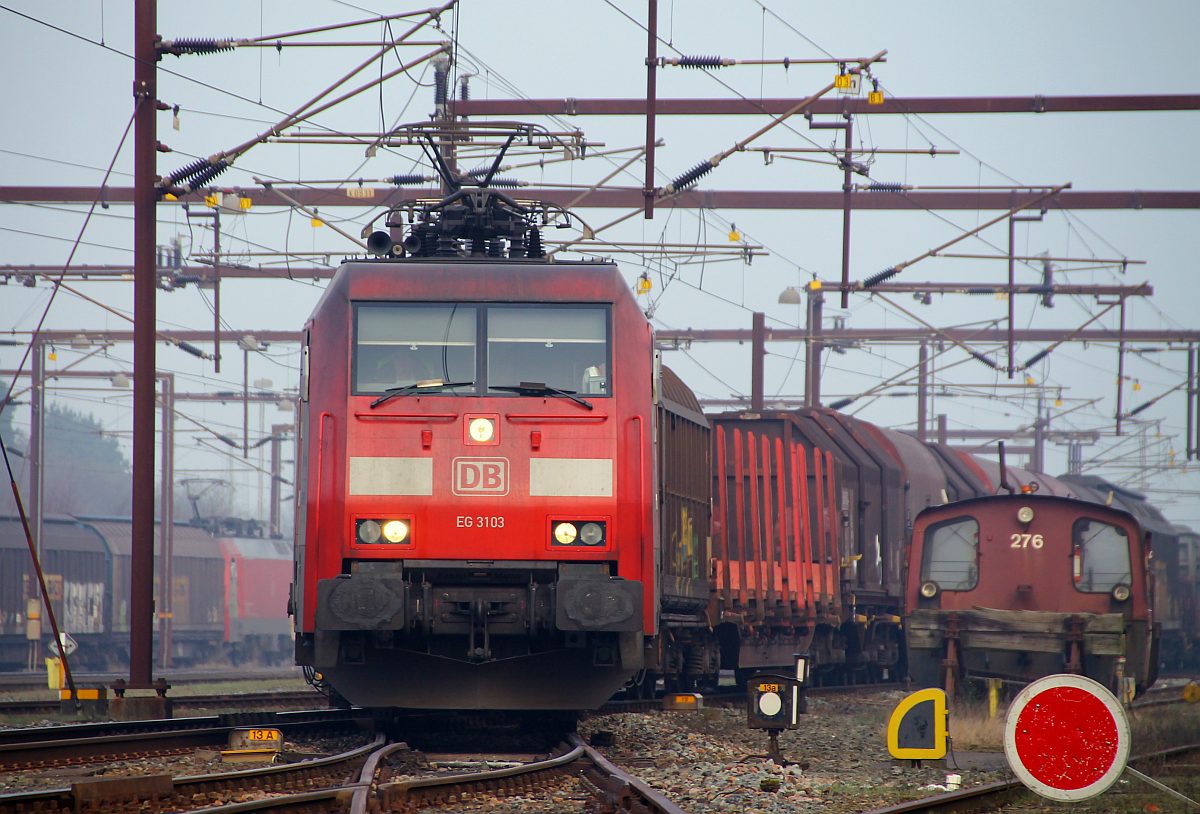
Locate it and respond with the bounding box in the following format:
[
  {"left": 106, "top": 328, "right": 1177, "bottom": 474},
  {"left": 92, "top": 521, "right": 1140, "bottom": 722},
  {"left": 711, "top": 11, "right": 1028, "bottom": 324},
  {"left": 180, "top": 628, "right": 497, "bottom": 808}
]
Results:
[
  {"left": 370, "top": 379, "right": 474, "bottom": 409},
  {"left": 490, "top": 381, "right": 593, "bottom": 411}
]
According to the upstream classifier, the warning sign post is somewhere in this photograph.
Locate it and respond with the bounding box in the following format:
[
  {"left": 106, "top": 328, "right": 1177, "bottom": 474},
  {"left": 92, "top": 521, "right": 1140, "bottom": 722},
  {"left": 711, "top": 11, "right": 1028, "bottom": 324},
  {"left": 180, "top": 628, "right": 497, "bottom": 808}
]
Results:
[
  {"left": 1005, "top": 673, "right": 1200, "bottom": 807},
  {"left": 1003, "top": 674, "right": 1129, "bottom": 802}
]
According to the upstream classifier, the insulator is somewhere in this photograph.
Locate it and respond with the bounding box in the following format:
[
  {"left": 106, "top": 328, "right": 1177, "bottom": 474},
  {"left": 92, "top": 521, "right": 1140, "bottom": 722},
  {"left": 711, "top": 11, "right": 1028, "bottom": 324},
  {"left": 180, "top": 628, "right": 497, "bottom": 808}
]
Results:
[
  {"left": 867, "top": 182, "right": 904, "bottom": 192},
  {"left": 965, "top": 288, "right": 993, "bottom": 295},
  {"left": 435, "top": 236, "right": 458, "bottom": 256},
  {"left": 433, "top": 61, "right": 450, "bottom": 107},
  {"left": 162, "top": 158, "right": 229, "bottom": 194},
  {"left": 484, "top": 177, "right": 522, "bottom": 188},
  {"left": 678, "top": 55, "right": 723, "bottom": 69},
  {"left": 1023, "top": 349, "right": 1051, "bottom": 369},
  {"left": 177, "top": 341, "right": 207, "bottom": 359},
  {"left": 389, "top": 174, "right": 427, "bottom": 186},
  {"left": 862, "top": 267, "right": 900, "bottom": 288},
  {"left": 487, "top": 239, "right": 504, "bottom": 258},
  {"left": 179, "top": 161, "right": 230, "bottom": 192},
  {"left": 968, "top": 350, "right": 999, "bottom": 369},
  {"left": 163, "top": 157, "right": 210, "bottom": 186},
  {"left": 470, "top": 236, "right": 486, "bottom": 256},
  {"left": 459, "top": 76, "right": 471, "bottom": 101},
  {"left": 667, "top": 160, "right": 714, "bottom": 193},
  {"left": 829, "top": 397, "right": 855, "bottom": 410},
  {"left": 509, "top": 232, "right": 527, "bottom": 259},
  {"left": 464, "top": 168, "right": 518, "bottom": 188},
  {"left": 1041, "top": 262, "right": 1055, "bottom": 308},
  {"left": 161, "top": 37, "right": 234, "bottom": 56},
  {"left": 1129, "top": 401, "right": 1153, "bottom": 416},
  {"left": 526, "top": 226, "right": 543, "bottom": 259}
]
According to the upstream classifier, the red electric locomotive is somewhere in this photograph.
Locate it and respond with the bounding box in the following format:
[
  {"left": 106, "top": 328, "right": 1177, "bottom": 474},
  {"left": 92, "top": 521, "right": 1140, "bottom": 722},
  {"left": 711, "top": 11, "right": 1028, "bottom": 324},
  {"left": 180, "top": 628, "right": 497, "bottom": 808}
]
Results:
[
  {"left": 904, "top": 492, "right": 1156, "bottom": 696},
  {"left": 290, "top": 165, "right": 658, "bottom": 709}
]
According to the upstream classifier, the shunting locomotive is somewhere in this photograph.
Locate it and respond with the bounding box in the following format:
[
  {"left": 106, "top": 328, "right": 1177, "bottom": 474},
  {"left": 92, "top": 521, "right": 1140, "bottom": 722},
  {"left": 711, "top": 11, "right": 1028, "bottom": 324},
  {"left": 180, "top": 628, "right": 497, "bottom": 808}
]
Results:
[{"left": 905, "top": 492, "right": 1157, "bottom": 696}]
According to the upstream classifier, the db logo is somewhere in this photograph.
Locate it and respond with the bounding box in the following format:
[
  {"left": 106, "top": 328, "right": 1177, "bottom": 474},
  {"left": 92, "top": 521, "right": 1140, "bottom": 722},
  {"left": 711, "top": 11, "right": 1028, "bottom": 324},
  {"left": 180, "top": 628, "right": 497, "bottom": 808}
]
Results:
[{"left": 452, "top": 457, "right": 509, "bottom": 496}]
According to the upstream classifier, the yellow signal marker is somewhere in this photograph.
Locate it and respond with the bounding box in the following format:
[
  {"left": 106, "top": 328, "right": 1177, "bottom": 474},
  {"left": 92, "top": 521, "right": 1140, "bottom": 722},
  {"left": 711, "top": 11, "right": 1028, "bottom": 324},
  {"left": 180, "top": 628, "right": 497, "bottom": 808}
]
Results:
[{"left": 887, "top": 688, "right": 948, "bottom": 760}]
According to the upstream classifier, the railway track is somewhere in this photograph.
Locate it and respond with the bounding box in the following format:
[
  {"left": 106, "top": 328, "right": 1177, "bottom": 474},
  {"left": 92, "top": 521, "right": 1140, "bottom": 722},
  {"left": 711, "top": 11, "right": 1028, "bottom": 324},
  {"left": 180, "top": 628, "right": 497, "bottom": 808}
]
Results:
[
  {"left": 1, "top": 678, "right": 1194, "bottom": 813},
  {"left": 0, "top": 726, "right": 691, "bottom": 814},
  {"left": 859, "top": 743, "right": 1200, "bottom": 814},
  {"left": 0, "top": 708, "right": 372, "bottom": 771},
  {"left": 0, "top": 733, "right": 383, "bottom": 814},
  {"left": 0, "top": 690, "right": 325, "bottom": 718}
]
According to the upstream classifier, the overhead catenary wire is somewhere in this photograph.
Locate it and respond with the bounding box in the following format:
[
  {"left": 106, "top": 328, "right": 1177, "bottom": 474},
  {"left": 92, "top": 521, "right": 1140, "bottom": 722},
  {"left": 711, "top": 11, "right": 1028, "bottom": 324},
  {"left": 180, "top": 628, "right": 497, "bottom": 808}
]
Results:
[
  {"left": 2, "top": 103, "right": 141, "bottom": 411},
  {"left": 7, "top": 0, "right": 1190, "bottom": 509}
]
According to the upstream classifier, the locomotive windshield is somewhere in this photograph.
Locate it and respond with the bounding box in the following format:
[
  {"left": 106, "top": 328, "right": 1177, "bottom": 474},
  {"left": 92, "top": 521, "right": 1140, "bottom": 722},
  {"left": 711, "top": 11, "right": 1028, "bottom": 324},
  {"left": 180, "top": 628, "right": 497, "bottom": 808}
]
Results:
[
  {"left": 487, "top": 306, "right": 609, "bottom": 396},
  {"left": 920, "top": 516, "right": 979, "bottom": 590},
  {"left": 1072, "top": 518, "right": 1131, "bottom": 593},
  {"left": 352, "top": 303, "right": 610, "bottom": 396},
  {"left": 354, "top": 304, "right": 477, "bottom": 393}
]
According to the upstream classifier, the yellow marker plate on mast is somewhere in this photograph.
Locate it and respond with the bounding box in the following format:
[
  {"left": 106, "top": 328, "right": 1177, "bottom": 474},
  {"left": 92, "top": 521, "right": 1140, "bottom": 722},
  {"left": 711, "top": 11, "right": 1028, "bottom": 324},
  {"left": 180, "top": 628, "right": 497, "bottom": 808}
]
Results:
[{"left": 887, "top": 688, "right": 948, "bottom": 759}]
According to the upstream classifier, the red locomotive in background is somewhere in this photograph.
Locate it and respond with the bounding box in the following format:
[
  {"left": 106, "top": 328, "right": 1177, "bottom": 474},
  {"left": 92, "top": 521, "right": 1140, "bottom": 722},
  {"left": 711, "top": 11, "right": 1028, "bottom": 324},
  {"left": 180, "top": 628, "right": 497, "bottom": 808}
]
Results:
[
  {"left": 291, "top": 126, "right": 1196, "bottom": 710},
  {"left": 0, "top": 515, "right": 291, "bottom": 670},
  {"left": 905, "top": 493, "right": 1156, "bottom": 697}
]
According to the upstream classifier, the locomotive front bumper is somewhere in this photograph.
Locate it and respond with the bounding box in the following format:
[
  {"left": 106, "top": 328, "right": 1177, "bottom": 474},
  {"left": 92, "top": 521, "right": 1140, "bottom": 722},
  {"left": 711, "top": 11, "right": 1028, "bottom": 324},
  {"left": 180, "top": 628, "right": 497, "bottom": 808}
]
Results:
[
  {"left": 317, "top": 575, "right": 407, "bottom": 631},
  {"left": 555, "top": 577, "right": 643, "bottom": 631},
  {"left": 315, "top": 564, "right": 643, "bottom": 633},
  {"left": 306, "top": 562, "right": 645, "bottom": 708},
  {"left": 905, "top": 607, "right": 1134, "bottom": 686}
]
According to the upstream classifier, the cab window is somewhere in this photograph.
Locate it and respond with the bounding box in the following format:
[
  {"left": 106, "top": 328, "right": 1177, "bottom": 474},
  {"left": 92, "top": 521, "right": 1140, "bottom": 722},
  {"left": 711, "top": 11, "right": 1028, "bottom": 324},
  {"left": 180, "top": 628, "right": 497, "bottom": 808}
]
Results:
[
  {"left": 1073, "top": 518, "right": 1131, "bottom": 593},
  {"left": 353, "top": 304, "right": 477, "bottom": 394},
  {"left": 1183, "top": 534, "right": 1198, "bottom": 583},
  {"left": 486, "top": 306, "right": 610, "bottom": 396},
  {"left": 920, "top": 517, "right": 978, "bottom": 590}
]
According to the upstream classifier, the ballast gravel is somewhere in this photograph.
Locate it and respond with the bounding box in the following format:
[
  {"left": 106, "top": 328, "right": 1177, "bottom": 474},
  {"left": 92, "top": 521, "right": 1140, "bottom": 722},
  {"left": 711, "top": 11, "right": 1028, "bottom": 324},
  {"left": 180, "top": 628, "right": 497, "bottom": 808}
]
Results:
[{"left": 576, "top": 691, "right": 1009, "bottom": 814}]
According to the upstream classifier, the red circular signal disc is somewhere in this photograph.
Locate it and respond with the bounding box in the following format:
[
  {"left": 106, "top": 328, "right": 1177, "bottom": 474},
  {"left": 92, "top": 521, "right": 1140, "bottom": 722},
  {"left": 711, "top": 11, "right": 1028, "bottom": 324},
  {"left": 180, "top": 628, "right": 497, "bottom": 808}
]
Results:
[{"left": 1003, "top": 674, "right": 1130, "bottom": 801}]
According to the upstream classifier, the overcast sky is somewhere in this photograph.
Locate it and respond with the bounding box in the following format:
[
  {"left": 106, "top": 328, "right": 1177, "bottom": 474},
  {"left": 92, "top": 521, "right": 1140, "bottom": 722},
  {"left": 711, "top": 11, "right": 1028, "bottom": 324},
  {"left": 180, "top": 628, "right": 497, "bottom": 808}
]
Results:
[{"left": 1, "top": 1, "right": 1198, "bottom": 523}]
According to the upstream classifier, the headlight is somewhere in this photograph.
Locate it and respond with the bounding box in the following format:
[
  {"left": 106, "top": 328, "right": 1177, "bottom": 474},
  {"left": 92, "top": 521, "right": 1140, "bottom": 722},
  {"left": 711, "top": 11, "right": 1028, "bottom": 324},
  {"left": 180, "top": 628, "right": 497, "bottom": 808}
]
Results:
[
  {"left": 1017, "top": 506, "right": 1035, "bottom": 524},
  {"left": 919, "top": 581, "right": 939, "bottom": 599},
  {"left": 358, "top": 519, "right": 381, "bottom": 544},
  {"left": 382, "top": 519, "right": 409, "bottom": 543},
  {"left": 1112, "top": 584, "right": 1131, "bottom": 602},
  {"left": 468, "top": 416, "right": 495, "bottom": 443},
  {"left": 357, "top": 518, "right": 411, "bottom": 544},
  {"left": 580, "top": 522, "right": 605, "bottom": 546},
  {"left": 552, "top": 520, "right": 607, "bottom": 547}
]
